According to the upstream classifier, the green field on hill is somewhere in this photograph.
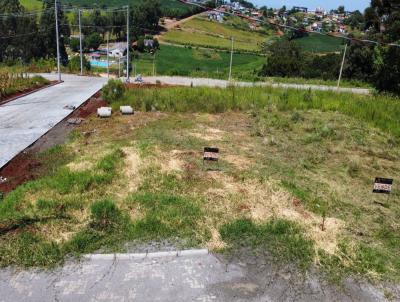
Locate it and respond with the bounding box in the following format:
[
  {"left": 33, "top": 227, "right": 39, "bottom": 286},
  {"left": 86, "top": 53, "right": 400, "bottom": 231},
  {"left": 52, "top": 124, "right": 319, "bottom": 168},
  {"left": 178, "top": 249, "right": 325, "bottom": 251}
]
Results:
[
  {"left": 162, "top": 16, "right": 274, "bottom": 52},
  {"left": 20, "top": 0, "right": 42, "bottom": 10},
  {"left": 294, "top": 33, "right": 345, "bottom": 53},
  {"left": 131, "top": 44, "right": 264, "bottom": 80}
]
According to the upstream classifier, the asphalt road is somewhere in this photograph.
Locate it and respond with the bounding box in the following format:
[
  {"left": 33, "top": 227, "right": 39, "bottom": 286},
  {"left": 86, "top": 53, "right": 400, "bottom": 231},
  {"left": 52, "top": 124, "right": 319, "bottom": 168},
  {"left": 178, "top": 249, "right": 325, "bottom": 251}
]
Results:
[
  {"left": 142, "top": 76, "right": 371, "bottom": 95},
  {"left": 0, "top": 74, "right": 107, "bottom": 169},
  {"left": 0, "top": 250, "right": 396, "bottom": 302}
]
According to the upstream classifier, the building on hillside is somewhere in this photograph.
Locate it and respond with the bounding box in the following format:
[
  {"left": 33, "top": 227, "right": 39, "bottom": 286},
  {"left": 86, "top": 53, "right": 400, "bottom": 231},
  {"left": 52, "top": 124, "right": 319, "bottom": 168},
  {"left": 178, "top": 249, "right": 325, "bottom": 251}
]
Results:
[
  {"left": 293, "top": 6, "right": 308, "bottom": 13},
  {"left": 108, "top": 43, "right": 127, "bottom": 58},
  {"left": 207, "top": 11, "right": 224, "bottom": 23}
]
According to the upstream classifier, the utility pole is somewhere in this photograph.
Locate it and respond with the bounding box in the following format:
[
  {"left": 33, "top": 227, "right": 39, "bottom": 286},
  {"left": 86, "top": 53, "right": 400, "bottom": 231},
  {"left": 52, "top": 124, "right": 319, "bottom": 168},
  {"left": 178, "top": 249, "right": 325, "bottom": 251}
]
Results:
[
  {"left": 228, "top": 36, "right": 234, "bottom": 82},
  {"left": 54, "top": 0, "right": 61, "bottom": 82},
  {"left": 118, "top": 57, "right": 121, "bottom": 78},
  {"left": 152, "top": 51, "right": 156, "bottom": 76},
  {"left": 78, "top": 9, "right": 83, "bottom": 76},
  {"left": 107, "top": 32, "right": 110, "bottom": 78},
  {"left": 126, "top": 5, "right": 130, "bottom": 82},
  {"left": 337, "top": 43, "right": 348, "bottom": 90}
]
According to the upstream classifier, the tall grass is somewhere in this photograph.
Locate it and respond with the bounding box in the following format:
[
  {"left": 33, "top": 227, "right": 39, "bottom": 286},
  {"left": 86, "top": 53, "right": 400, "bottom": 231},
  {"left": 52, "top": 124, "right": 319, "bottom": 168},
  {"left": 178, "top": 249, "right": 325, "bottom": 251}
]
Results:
[{"left": 115, "top": 86, "right": 400, "bottom": 138}]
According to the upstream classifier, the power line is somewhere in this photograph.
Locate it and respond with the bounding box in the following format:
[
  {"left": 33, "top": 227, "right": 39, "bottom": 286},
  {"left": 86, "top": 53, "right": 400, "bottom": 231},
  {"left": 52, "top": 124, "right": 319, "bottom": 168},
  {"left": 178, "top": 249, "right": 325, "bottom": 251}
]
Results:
[
  {"left": 178, "top": 0, "right": 400, "bottom": 48},
  {"left": 0, "top": 29, "right": 53, "bottom": 39}
]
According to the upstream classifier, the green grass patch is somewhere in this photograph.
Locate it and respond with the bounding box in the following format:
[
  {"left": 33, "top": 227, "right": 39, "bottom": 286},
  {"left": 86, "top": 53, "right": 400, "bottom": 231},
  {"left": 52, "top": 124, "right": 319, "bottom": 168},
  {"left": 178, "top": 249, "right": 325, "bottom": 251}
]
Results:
[
  {"left": 134, "top": 44, "right": 265, "bottom": 81},
  {"left": 293, "top": 33, "right": 345, "bottom": 53},
  {"left": 220, "top": 218, "right": 314, "bottom": 269}
]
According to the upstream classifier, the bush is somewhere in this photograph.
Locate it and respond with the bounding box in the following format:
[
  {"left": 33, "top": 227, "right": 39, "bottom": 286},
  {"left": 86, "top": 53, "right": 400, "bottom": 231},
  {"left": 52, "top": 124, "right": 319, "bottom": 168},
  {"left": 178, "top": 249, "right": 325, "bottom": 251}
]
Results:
[
  {"left": 68, "top": 56, "right": 91, "bottom": 73},
  {"left": 90, "top": 199, "right": 122, "bottom": 231},
  {"left": 102, "top": 79, "right": 126, "bottom": 103}
]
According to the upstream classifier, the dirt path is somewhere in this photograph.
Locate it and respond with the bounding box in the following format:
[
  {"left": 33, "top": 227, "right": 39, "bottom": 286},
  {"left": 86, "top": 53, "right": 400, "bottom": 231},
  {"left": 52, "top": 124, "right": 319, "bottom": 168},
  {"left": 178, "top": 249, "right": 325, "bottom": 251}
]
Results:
[{"left": 156, "top": 12, "right": 206, "bottom": 41}]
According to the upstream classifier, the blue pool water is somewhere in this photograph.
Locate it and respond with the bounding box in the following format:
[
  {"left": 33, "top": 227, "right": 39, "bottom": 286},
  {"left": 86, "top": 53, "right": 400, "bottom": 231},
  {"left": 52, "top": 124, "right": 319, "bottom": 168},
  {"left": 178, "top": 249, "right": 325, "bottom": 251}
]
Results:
[{"left": 90, "top": 61, "right": 109, "bottom": 68}]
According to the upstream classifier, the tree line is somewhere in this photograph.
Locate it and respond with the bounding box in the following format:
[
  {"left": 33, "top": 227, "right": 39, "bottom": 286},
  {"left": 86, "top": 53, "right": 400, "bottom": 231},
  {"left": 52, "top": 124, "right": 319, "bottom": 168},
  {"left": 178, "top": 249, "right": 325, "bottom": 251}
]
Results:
[{"left": 259, "top": 1, "right": 400, "bottom": 94}]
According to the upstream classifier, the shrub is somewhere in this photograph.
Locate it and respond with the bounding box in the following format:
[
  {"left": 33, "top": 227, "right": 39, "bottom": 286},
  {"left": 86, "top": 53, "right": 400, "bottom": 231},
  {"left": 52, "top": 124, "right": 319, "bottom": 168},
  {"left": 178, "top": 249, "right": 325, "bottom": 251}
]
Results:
[
  {"left": 68, "top": 56, "right": 91, "bottom": 73},
  {"left": 102, "top": 79, "right": 126, "bottom": 103},
  {"left": 90, "top": 199, "right": 122, "bottom": 231}
]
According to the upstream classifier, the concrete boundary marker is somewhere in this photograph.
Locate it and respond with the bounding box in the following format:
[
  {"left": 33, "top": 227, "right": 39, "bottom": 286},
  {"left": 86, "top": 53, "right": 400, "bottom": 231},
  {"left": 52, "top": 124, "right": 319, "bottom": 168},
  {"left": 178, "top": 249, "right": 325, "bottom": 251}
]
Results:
[{"left": 84, "top": 249, "right": 209, "bottom": 261}]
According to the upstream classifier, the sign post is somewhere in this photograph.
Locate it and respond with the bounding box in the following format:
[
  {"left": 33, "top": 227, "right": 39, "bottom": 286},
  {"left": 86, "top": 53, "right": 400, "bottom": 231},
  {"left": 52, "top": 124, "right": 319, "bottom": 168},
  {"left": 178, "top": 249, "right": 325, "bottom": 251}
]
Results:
[
  {"left": 373, "top": 177, "right": 393, "bottom": 203},
  {"left": 203, "top": 147, "right": 219, "bottom": 170}
]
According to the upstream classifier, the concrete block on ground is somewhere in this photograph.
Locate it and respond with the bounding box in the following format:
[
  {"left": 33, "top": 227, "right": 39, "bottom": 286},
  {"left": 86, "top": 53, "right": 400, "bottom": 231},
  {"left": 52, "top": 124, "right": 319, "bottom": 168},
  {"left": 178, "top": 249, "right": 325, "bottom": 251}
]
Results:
[
  {"left": 97, "top": 107, "right": 112, "bottom": 118},
  {"left": 120, "top": 106, "right": 134, "bottom": 115}
]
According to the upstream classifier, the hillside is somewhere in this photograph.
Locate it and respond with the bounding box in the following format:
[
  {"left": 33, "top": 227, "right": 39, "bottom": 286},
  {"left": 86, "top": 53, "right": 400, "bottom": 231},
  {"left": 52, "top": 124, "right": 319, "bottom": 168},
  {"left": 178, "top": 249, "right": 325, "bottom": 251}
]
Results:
[{"left": 161, "top": 15, "right": 275, "bottom": 53}]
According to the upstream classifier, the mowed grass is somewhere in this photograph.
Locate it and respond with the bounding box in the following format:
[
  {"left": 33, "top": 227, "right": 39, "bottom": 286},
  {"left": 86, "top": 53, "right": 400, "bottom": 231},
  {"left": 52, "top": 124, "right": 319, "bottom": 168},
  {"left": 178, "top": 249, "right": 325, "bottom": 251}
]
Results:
[
  {"left": 293, "top": 33, "right": 345, "bottom": 53},
  {"left": 162, "top": 16, "right": 273, "bottom": 52},
  {"left": 135, "top": 44, "right": 265, "bottom": 80},
  {"left": 0, "top": 85, "right": 399, "bottom": 284}
]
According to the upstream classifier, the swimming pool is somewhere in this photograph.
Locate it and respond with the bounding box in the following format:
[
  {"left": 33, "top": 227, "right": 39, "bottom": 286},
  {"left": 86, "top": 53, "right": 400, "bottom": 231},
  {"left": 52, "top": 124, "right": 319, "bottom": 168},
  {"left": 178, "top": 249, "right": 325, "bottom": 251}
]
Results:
[{"left": 90, "top": 60, "right": 109, "bottom": 68}]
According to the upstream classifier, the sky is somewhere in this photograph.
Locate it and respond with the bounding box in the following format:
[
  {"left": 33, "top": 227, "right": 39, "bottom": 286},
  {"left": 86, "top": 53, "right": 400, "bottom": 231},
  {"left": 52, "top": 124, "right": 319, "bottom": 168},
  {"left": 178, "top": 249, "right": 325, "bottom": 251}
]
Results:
[{"left": 251, "top": 0, "right": 370, "bottom": 12}]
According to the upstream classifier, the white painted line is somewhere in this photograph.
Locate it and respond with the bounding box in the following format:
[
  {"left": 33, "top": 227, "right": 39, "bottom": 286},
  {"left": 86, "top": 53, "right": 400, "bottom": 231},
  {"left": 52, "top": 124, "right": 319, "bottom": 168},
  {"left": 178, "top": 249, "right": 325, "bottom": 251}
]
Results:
[{"left": 84, "top": 249, "right": 209, "bottom": 260}]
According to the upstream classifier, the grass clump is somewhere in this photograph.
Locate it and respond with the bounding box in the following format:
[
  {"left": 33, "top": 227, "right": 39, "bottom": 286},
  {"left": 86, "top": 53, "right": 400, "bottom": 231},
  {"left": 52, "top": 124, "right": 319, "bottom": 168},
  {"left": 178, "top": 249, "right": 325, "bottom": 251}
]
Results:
[
  {"left": 90, "top": 199, "right": 122, "bottom": 231},
  {"left": 220, "top": 218, "right": 314, "bottom": 269},
  {"left": 127, "top": 193, "right": 202, "bottom": 242}
]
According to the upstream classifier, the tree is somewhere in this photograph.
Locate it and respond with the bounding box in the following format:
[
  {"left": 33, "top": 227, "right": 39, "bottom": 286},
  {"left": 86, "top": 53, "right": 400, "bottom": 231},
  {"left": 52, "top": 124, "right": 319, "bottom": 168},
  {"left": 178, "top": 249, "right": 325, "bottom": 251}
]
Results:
[
  {"left": 343, "top": 42, "right": 375, "bottom": 82},
  {"left": 69, "top": 38, "right": 80, "bottom": 53},
  {"left": 0, "top": 0, "right": 41, "bottom": 62},
  {"left": 131, "top": 0, "right": 162, "bottom": 39},
  {"left": 373, "top": 46, "right": 400, "bottom": 94},
  {"left": 259, "top": 39, "right": 303, "bottom": 77},
  {"left": 85, "top": 33, "right": 103, "bottom": 51}
]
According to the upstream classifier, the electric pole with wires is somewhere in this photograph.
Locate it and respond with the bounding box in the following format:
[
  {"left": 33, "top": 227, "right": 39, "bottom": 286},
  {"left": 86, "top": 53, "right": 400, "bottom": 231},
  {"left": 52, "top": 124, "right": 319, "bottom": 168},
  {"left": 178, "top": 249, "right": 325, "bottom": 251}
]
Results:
[
  {"left": 126, "top": 5, "right": 130, "bottom": 82},
  {"left": 78, "top": 9, "right": 83, "bottom": 75},
  {"left": 229, "top": 36, "right": 234, "bottom": 82},
  {"left": 54, "top": 0, "right": 61, "bottom": 82},
  {"left": 337, "top": 43, "right": 348, "bottom": 90}
]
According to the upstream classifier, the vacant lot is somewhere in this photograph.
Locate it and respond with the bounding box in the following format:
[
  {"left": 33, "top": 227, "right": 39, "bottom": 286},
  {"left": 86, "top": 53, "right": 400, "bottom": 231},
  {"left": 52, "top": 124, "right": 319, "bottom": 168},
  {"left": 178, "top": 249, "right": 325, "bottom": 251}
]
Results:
[
  {"left": 0, "top": 86, "right": 399, "bottom": 285},
  {"left": 134, "top": 44, "right": 265, "bottom": 80},
  {"left": 162, "top": 16, "right": 273, "bottom": 52}
]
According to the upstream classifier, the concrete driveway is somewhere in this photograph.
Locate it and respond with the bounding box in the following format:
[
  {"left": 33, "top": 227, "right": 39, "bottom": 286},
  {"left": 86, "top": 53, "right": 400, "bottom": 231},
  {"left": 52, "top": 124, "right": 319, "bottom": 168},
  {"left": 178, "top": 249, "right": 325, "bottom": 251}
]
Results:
[{"left": 0, "top": 74, "right": 107, "bottom": 169}]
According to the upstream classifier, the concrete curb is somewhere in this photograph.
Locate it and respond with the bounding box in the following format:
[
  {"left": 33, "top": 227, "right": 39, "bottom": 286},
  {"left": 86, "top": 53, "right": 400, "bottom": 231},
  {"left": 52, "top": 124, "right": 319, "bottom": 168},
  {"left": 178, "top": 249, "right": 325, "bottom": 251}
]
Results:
[{"left": 84, "top": 249, "right": 209, "bottom": 261}]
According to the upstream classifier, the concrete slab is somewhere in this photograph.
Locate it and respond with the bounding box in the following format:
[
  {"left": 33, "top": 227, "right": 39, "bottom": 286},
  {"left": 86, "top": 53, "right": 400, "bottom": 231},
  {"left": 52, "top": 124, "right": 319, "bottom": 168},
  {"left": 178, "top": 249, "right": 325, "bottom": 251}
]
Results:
[{"left": 0, "top": 74, "right": 107, "bottom": 169}]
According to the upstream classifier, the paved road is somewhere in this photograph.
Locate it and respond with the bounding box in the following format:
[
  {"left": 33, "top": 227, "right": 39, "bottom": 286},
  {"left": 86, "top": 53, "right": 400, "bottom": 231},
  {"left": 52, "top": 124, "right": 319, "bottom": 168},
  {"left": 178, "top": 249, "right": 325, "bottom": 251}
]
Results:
[
  {"left": 0, "top": 74, "right": 107, "bottom": 169},
  {"left": 142, "top": 76, "right": 371, "bottom": 95},
  {"left": 0, "top": 250, "right": 395, "bottom": 302}
]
